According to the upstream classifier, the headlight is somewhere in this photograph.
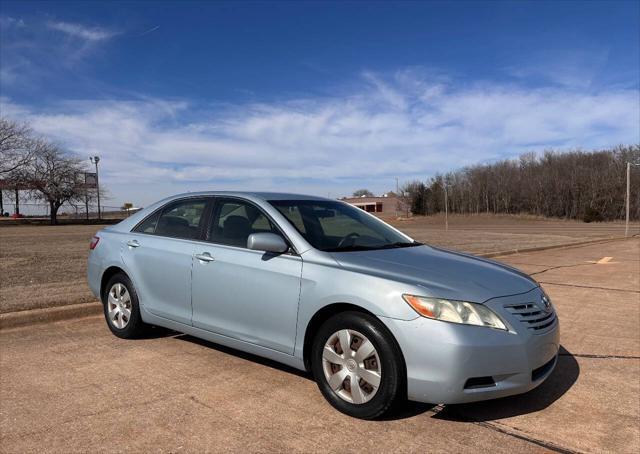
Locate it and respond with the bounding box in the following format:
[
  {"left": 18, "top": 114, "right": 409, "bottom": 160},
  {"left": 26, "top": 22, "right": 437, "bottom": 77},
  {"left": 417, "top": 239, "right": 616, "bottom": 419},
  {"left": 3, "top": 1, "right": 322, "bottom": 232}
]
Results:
[{"left": 402, "top": 294, "right": 508, "bottom": 330}]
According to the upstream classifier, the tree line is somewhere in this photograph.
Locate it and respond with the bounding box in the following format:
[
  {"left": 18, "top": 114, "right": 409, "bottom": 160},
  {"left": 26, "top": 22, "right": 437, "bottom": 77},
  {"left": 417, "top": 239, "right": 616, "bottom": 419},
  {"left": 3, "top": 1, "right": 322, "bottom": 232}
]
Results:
[
  {"left": 0, "top": 117, "right": 102, "bottom": 224},
  {"left": 399, "top": 146, "right": 640, "bottom": 221}
]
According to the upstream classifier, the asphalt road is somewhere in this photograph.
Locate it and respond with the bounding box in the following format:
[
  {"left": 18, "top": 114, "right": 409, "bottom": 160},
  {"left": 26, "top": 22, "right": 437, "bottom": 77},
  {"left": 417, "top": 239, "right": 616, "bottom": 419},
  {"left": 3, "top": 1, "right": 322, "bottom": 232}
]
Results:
[{"left": 1, "top": 239, "right": 638, "bottom": 453}]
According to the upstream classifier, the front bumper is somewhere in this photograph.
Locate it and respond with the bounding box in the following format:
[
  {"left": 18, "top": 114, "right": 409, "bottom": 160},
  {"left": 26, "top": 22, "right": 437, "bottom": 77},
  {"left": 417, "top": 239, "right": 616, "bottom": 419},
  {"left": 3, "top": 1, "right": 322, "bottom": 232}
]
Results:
[{"left": 380, "top": 288, "right": 560, "bottom": 404}]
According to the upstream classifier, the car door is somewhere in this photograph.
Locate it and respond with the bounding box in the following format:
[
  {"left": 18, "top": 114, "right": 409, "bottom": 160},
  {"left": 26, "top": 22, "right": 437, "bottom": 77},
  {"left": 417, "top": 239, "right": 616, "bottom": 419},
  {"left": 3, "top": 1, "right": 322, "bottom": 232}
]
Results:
[
  {"left": 191, "top": 197, "right": 303, "bottom": 354},
  {"left": 122, "top": 197, "right": 210, "bottom": 325}
]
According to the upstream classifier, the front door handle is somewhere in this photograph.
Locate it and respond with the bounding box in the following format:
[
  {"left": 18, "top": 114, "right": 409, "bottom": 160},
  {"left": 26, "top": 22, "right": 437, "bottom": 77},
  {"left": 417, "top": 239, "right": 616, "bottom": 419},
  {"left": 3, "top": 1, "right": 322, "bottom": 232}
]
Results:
[
  {"left": 195, "top": 252, "right": 215, "bottom": 262},
  {"left": 127, "top": 240, "right": 140, "bottom": 248}
]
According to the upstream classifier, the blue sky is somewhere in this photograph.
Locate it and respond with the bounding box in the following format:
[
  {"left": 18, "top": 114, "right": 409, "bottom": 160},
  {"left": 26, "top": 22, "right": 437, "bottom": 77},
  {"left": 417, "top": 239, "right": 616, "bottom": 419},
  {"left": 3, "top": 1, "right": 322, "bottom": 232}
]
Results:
[{"left": 1, "top": 1, "right": 639, "bottom": 206}]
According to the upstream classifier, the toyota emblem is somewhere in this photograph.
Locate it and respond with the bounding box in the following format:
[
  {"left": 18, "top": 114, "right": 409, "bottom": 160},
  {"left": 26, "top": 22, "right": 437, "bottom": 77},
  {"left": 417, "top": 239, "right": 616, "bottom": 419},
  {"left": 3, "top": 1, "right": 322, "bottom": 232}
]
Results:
[{"left": 541, "top": 295, "right": 551, "bottom": 311}]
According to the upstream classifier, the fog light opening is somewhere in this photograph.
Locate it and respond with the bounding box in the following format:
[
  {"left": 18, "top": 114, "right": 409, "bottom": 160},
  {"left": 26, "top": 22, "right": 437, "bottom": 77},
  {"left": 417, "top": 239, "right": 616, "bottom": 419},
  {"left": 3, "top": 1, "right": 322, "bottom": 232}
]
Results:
[{"left": 464, "top": 376, "right": 496, "bottom": 389}]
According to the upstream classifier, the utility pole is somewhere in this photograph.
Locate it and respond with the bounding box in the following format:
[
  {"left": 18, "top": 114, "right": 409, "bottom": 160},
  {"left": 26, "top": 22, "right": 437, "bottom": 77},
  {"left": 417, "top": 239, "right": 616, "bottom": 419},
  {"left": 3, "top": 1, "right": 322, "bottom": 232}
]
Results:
[
  {"left": 90, "top": 156, "right": 101, "bottom": 220},
  {"left": 626, "top": 162, "right": 631, "bottom": 238},
  {"left": 395, "top": 177, "right": 399, "bottom": 217},
  {"left": 444, "top": 183, "right": 448, "bottom": 232},
  {"left": 84, "top": 172, "right": 89, "bottom": 221}
]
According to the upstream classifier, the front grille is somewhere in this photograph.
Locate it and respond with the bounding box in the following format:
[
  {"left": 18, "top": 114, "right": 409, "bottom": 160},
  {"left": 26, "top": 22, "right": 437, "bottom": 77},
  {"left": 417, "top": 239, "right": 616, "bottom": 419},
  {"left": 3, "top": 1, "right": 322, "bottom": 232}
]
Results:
[{"left": 504, "top": 302, "right": 556, "bottom": 333}]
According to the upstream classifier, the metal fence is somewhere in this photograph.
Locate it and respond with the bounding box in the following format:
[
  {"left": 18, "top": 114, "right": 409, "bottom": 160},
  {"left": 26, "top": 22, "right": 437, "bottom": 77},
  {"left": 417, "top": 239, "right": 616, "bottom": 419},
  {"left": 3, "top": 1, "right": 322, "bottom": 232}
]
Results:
[{"left": 0, "top": 202, "right": 130, "bottom": 220}]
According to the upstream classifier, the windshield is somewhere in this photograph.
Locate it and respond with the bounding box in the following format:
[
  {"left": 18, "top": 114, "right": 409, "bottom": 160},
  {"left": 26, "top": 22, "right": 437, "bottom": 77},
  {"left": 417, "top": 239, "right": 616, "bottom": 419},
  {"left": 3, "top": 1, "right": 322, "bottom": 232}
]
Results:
[{"left": 268, "top": 200, "right": 420, "bottom": 252}]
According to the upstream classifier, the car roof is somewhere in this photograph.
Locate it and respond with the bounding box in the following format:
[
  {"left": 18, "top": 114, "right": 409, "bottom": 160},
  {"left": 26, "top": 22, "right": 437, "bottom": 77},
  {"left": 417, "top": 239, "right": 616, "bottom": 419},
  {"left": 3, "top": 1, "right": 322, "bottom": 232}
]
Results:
[
  {"left": 166, "top": 191, "right": 334, "bottom": 202},
  {"left": 108, "top": 191, "right": 337, "bottom": 237}
]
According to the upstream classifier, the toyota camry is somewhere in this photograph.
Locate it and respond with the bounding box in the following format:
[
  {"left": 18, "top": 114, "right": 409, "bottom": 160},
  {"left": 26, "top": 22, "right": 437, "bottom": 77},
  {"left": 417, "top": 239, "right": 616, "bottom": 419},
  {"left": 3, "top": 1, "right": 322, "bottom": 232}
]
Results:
[{"left": 87, "top": 192, "right": 559, "bottom": 419}]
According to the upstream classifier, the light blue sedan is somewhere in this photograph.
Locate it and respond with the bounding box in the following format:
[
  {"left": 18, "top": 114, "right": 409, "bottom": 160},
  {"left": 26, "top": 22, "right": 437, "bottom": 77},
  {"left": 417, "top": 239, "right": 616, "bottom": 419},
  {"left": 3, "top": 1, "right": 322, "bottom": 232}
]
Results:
[{"left": 87, "top": 192, "right": 559, "bottom": 419}]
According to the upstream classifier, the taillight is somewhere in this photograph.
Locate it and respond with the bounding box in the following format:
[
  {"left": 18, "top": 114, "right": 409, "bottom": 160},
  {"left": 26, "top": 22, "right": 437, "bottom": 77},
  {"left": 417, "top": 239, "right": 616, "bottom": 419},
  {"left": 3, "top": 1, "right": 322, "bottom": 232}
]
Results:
[{"left": 89, "top": 236, "right": 100, "bottom": 250}]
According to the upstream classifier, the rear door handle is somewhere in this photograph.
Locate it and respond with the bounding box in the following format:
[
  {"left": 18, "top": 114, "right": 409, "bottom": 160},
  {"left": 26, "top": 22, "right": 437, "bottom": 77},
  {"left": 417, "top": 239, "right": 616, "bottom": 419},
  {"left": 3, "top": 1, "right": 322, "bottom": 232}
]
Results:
[
  {"left": 195, "top": 252, "right": 215, "bottom": 262},
  {"left": 127, "top": 240, "right": 140, "bottom": 248}
]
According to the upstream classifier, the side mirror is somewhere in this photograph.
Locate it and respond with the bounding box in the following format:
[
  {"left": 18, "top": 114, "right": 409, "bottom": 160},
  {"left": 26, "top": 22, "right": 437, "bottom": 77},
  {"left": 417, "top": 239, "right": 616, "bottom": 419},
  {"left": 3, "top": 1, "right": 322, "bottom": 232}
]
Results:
[{"left": 247, "top": 232, "right": 289, "bottom": 254}]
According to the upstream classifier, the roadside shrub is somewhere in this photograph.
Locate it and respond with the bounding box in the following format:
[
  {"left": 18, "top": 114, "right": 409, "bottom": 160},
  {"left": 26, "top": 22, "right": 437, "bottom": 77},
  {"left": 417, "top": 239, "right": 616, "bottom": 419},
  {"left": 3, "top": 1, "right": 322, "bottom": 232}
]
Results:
[{"left": 583, "top": 207, "right": 604, "bottom": 223}]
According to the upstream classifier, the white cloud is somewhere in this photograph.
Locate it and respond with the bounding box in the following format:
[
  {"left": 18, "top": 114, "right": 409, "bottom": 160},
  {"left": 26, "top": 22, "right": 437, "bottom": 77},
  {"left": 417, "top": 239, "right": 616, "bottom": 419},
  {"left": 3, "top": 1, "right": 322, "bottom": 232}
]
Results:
[
  {"left": 0, "top": 17, "right": 118, "bottom": 90},
  {"left": 1, "top": 71, "right": 638, "bottom": 206},
  {"left": 506, "top": 48, "right": 611, "bottom": 89},
  {"left": 0, "top": 16, "right": 25, "bottom": 29},
  {"left": 47, "top": 21, "right": 117, "bottom": 42}
]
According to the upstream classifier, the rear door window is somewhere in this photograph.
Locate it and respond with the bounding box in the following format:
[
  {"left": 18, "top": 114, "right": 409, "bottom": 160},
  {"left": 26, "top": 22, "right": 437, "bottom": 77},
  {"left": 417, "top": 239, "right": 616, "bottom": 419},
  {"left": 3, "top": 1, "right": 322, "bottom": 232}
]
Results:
[
  {"left": 133, "top": 210, "right": 160, "bottom": 234},
  {"left": 154, "top": 199, "right": 207, "bottom": 240}
]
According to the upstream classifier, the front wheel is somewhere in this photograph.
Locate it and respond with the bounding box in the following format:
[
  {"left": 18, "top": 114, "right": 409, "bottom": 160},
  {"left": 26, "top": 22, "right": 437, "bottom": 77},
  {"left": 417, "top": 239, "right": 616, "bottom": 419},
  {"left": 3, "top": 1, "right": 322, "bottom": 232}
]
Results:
[{"left": 311, "top": 311, "right": 405, "bottom": 419}]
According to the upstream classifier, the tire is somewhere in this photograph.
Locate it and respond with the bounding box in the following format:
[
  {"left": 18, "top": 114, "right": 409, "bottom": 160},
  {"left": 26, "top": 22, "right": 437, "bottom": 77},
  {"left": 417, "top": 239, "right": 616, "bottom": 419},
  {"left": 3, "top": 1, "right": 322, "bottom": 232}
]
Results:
[
  {"left": 101, "top": 272, "right": 147, "bottom": 339},
  {"left": 311, "top": 311, "right": 405, "bottom": 419}
]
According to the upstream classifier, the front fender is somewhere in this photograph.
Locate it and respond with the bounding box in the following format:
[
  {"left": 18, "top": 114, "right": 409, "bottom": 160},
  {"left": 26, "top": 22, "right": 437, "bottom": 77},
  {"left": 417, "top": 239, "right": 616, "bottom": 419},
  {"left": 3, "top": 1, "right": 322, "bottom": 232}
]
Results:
[{"left": 293, "top": 257, "right": 420, "bottom": 359}]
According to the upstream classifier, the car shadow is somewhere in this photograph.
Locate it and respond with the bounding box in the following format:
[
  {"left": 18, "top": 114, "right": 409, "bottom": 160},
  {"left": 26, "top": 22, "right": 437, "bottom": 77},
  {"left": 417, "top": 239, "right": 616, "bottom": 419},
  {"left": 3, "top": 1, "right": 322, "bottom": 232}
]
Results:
[
  {"left": 433, "top": 345, "right": 580, "bottom": 422},
  {"left": 171, "top": 333, "right": 437, "bottom": 420},
  {"left": 173, "top": 333, "right": 312, "bottom": 380},
  {"left": 145, "top": 332, "right": 575, "bottom": 422},
  {"left": 380, "top": 401, "right": 438, "bottom": 420},
  {"left": 134, "top": 325, "right": 177, "bottom": 339}
]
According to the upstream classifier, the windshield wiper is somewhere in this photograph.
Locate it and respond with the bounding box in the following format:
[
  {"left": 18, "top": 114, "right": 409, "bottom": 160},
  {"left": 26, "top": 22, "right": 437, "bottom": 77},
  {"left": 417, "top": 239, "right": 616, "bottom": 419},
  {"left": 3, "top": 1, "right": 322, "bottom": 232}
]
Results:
[
  {"left": 325, "top": 242, "right": 422, "bottom": 252},
  {"left": 377, "top": 241, "right": 423, "bottom": 249},
  {"left": 323, "top": 245, "right": 379, "bottom": 252}
]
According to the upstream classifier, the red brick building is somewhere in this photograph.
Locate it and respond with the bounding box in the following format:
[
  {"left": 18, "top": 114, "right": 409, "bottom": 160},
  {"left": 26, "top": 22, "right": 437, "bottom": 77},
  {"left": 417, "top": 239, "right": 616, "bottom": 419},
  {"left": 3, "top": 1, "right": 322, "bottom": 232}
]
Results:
[{"left": 342, "top": 194, "right": 408, "bottom": 217}]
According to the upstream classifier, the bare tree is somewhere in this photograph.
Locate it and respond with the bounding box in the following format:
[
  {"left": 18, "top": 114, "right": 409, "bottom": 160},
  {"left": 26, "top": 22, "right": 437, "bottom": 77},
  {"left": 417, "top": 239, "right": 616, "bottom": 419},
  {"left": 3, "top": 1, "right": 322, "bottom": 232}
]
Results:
[
  {"left": 402, "top": 146, "right": 639, "bottom": 221},
  {"left": 27, "top": 140, "right": 88, "bottom": 225},
  {"left": 1, "top": 117, "right": 111, "bottom": 222},
  {"left": 0, "top": 117, "right": 34, "bottom": 175},
  {"left": 0, "top": 117, "right": 36, "bottom": 215},
  {"left": 352, "top": 189, "right": 374, "bottom": 197}
]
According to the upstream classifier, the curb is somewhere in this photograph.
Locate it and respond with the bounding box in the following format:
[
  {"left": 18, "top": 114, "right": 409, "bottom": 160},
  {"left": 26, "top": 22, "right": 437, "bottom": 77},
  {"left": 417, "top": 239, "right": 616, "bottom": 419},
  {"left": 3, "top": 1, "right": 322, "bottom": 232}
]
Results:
[
  {"left": 0, "top": 302, "right": 102, "bottom": 330},
  {"left": 1, "top": 236, "right": 635, "bottom": 330}
]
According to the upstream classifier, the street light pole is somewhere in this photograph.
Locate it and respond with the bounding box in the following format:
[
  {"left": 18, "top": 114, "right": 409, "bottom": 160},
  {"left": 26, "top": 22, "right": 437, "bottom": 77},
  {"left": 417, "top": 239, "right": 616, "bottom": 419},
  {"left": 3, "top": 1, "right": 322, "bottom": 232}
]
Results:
[
  {"left": 90, "top": 156, "right": 101, "bottom": 220},
  {"left": 626, "top": 162, "right": 631, "bottom": 238}
]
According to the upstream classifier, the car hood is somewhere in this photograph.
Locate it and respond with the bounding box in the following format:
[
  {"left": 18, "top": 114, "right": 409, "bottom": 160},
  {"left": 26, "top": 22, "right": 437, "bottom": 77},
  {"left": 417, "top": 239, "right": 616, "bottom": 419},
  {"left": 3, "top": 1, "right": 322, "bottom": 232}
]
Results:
[{"left": 330, "top": 245, "right": 537, "bottom": 304}]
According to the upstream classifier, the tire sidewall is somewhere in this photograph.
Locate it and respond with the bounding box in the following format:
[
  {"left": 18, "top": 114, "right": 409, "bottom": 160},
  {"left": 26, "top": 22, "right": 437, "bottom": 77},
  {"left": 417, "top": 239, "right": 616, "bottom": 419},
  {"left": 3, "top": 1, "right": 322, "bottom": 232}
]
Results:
[
  {"left": 311, "top": 311, "right": 404, "bottom": 419},
  {"left": 102, "top": 273, "right": 144, "bottom": 339}
]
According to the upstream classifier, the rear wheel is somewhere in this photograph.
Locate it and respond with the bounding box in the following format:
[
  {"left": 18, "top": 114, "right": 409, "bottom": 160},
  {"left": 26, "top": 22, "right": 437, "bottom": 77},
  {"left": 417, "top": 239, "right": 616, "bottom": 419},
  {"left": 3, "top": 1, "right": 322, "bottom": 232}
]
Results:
[
  {"left": 102, "top": 272, "right": 147, "bottom": 339},
  {"left": 311, "top": 311, "right": 405, "bottom": 419}
]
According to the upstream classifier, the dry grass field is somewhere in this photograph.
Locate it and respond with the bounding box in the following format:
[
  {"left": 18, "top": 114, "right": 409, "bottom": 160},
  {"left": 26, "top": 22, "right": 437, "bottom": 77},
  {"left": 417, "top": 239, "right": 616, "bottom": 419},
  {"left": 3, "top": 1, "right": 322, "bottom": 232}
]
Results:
[
  {"left": 389, "top": 213, "right": 639, "bottom": 253},
  {"left": 0, "top": 224, "right": 101, "bottom": 313},
  {"left": 1, "top": 215, "right": 638, "bottom": 314}
]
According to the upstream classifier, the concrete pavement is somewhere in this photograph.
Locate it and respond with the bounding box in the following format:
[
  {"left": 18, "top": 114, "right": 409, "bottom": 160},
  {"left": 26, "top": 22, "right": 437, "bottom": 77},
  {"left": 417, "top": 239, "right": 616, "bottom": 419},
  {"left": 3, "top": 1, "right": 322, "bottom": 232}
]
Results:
[{"left": 1, "top": 239, "right": 638, "bottom": 453}]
